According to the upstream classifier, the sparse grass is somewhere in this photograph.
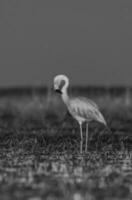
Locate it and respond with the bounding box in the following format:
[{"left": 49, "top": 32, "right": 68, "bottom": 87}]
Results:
[{"left": 0, "top": 89, "right": 131, "bottom": 199}]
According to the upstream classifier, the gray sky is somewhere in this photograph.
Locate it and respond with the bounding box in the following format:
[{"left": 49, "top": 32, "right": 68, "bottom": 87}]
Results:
[{"left": 0, "top": 0, "right": 131, "bottom": 86}]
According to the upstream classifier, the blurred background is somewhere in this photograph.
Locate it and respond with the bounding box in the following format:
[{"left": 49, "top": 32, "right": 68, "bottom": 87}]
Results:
[{"left": 0, "top": 0, "right": 131, "bottom": 87}]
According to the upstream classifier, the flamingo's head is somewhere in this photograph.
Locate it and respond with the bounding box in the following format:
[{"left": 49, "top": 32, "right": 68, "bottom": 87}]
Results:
[{"left": 53, "top": 74, "right": 69, "bottom": 94}]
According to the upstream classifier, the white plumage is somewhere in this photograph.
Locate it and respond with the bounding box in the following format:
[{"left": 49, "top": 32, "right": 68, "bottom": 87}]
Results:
[{"left": 53, "top": 74, "right": 106, "bottom": 153}]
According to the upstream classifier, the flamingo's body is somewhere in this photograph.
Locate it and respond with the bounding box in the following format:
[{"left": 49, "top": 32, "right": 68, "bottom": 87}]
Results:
[{"left": 53, "top": 74, "right": 106, "bottom": 153}]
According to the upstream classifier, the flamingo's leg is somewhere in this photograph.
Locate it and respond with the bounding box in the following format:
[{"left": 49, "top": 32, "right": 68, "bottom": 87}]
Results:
[
  {"left": 79, "top": 122, "right": 83, "bottom": 154},
  {"left": 85, "top": 123, "right": 89, "bottom": 153}
]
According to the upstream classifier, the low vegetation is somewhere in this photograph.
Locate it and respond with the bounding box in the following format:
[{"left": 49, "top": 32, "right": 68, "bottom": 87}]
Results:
[{"left": 0, "top": 87, "right": 131, "bottom": 200}]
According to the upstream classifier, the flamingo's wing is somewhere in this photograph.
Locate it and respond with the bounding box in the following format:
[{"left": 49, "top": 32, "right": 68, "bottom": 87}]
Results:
[
  {"left": 69, "top": 97, "right": 106, "bottom": 125},
  {"left": 77, "top": 97, "right": 99, "bottom": 109}
]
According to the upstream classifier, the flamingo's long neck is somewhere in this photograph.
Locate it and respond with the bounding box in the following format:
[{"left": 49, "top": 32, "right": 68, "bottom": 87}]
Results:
[
  {"left": 61, "top": 78, "right": 70, "bottom": 106},
  {"left": 62, "top": 88, "right": 69, "bottom": 106}
]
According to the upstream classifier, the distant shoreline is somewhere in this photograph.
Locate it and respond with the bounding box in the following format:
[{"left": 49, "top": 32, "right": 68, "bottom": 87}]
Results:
[{"left": 0, "top": 86, "right": 130, "bottom": 97}]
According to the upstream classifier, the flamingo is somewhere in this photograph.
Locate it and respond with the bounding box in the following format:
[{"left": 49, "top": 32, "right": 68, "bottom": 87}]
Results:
[{"left": 53, "top": 74, "right": 106, "bottom": 153}]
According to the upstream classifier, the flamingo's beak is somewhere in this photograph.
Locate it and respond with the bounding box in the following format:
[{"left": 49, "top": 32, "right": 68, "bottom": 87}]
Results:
[{"left": 55, "top": 89, "right": 62, "bottom": 94}]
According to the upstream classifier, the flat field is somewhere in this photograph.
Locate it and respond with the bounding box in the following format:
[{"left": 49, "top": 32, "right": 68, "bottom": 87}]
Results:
[{"left": 0, "top": 87, "right": 132, "bottom": 200}]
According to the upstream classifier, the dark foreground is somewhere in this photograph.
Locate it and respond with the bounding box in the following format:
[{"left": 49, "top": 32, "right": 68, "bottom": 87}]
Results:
[{"left": 0, "top": 87, "right": 132, "bottom": 200}]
